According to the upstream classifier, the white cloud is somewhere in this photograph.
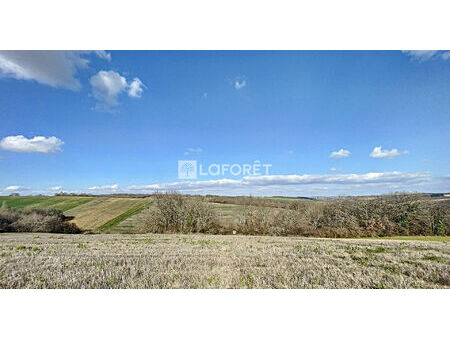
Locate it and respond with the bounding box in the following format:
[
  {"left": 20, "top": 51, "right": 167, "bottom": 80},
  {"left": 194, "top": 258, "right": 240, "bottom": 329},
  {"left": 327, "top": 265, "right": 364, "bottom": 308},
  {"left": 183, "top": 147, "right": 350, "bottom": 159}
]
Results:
[
  {"left": 234, "top": 80, "right": 246, "bottom": 89},
  {"left": 128, "top": 171, "right": 430, "bottom": 192},
  {"left": 88, "top": 184, "right": 119, "bottom": 191},
  {"left": 90, "top": 70, "right": 128, "bottom": 105},
  {"left": 90, "top": 71, "right": 145, "bottom": 106},
  {"left": 242, "top": 172, "right": 428, "bottom": 186},
  {"left": 48, "top": 186, "right": 63, "bottom": 191},
  {"left": 184, "top": 147, "right": 203, "bottom": 156},
  {"left": 94, "top": 50, "right": 111, "bottom": 62},
  {"left": 330, "top": 167, "right": 338, "bottom": 172},
  {"left": 370, "top": 146, "right": 408, "bottom": 159},
  {"left": 330, "top": 149, "right": 351, "bottom": 158},
  {"left": 402, "top": 50, "right": 450, "bottom": 62},
  {"left": 127, "top": 77, "right": 145, "bottom": 98},
  {"left": 3, "top": 185, "right": 30, "bottom": 192},
  {"left": 0, "top": 51, "right": 109, "bottom": 90},
  {"left": 128, "top": 178, "right": 240, "bottom": 191},
  {"left": 0, "top": 135, "right": 63, "bottom": 153}
]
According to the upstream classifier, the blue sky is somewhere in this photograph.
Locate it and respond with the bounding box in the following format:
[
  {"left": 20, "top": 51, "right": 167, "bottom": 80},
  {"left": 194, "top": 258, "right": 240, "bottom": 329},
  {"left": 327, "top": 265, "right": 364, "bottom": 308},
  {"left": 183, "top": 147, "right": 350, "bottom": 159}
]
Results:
[{"left": 0, "top": 50, "right": 449, "bottom": 196}]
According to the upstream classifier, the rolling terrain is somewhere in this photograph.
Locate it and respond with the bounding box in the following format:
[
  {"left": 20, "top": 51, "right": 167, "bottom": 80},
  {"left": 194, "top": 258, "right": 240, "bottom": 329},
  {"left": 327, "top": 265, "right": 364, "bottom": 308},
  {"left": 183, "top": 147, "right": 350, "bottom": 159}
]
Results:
[
  {"left": 0, "top": 196, "right": 94, "bottom": 211},
  {"left": 0, "top": 195, "right": 152, "bottom": 233},
  {"left": 1, "top": 194, "right": 449, "bottom": 236},
  {"left": 64, "top": 197, "right": 152, "bottom": 231},
  {"left": 1, "top": 194, "right": 449, "bottom": 289}
]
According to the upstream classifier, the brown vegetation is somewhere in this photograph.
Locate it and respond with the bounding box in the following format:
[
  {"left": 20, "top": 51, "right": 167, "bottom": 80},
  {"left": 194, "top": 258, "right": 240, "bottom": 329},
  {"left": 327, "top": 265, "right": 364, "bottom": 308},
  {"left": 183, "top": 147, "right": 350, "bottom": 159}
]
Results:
[
  {"left": 0, "top": 204, "right": 81, "bottom": 234},
  {"left": 234, "top": 194, "right": 449, "bottom": 238},
  {"left": 138, "top": 192, "right": 218, "bottom": 233},
  {"left": 139, "top": 193, "right": 449, "bottom": 238},
  {"left": 1, "top": 232, "right": 448, "bottom": 288},
  {"left": 206, "top": 195, "right": 314, "bottom": 210}
]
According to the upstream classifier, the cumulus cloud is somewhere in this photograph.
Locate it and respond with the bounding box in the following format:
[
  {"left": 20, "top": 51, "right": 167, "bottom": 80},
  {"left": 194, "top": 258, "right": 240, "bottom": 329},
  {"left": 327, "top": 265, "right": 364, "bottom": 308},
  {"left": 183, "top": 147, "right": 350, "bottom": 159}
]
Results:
[
  {"left": 90, "top": 70, "right": 128, "bottom": 105},
  {"left": 329, "top": 167, "right": 338, "bottom": 172},
  {"left": 234, "top": 80, "right": 246, "bottom": 89},
  {"left": 402, "top": 50, "right": 450, "bottom": 62},
  {"left": 128, "top": 172, "right": 430, "bottom": 192},
  {"left": 127, "top": 78, "right": 145, "bottom": 98},
  {"left": 330, "top": 149, "right": 351, "bottom": 158},
  {"left": 0, "top": 135, "right": 63, "bottom": 153},
  {"left": 94, "top": 50, "right": 111, "bottom": 62},
  {"left": 3, "top": 185, "right": 30, "bottom": 192},
  {"left": 184, "top": 147, "right": 203, "bottom": 156},
  {"left": 0, "top": 51, "right": 109, "bottom": 90},
  {"left": 88, "top": 184, "right": 119, "bottom": 191},
  {"left": 48, "top": 186, "right": 63, "bottom": 191},
  {"left": 90, "top": 71, "right": 145, "bottom": 106},
  {"left": 370, "top": 146, "right": 408, "bottom": 159}
]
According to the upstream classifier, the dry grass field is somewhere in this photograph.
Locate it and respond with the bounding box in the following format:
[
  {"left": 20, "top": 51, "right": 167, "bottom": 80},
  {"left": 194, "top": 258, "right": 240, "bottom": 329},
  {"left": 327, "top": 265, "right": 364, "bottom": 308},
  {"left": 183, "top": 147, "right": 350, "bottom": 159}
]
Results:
[{"left": 0, "top": 233, "right": 448, "bottom": 289}]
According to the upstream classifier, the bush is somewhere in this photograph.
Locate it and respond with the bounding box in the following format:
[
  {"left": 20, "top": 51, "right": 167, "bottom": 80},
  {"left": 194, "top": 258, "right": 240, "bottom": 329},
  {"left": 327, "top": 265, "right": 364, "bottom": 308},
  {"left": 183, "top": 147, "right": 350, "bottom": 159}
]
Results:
[
  {"left": 139, "top": 192, "right": 218, "bottom": 234},
  {"left": 206, "top": 195, "right": 313, "bottom": 210},
  {"left": 234, "top": 193, "right": 449, "bottom": 238},
  {"left": 0, "top": 206, "right": 82, "bottom": 233},
  {"left": 124, "top": 192, "right": 450, "bottom": 238}
]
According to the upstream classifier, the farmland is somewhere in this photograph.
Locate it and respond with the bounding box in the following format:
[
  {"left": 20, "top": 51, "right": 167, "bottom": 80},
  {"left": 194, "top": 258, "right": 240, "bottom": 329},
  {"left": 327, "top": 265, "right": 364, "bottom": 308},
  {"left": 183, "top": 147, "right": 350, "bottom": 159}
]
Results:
[
  {"left": 0, "top": 194, "right": 449, "bottom": 288},
  {"left": 0, "top": 195, "right": 151, "bottom": 233},
  {"left": 0, "top": 195, "right": 94, "bottom": 211},
  {"left": 0, "top": 232, "right": 448, "bottom": 288},
  {"left": 64, "top": 197, "right": 151, "bottom": 231},
  {"left": 1, "top": 194, "right": 449, "bottom": 237}
]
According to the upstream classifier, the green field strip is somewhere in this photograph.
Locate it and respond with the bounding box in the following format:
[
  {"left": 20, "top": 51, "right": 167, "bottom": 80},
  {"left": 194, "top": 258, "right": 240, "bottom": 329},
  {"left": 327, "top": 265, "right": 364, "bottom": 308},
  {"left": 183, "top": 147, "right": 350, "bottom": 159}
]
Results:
[
  {"left": 0, "top": 196, "right": 95, "bottom": 211},
  {"left": 96, "top": 200, "right": 153, "bottom": 233},
  {"left": 51, "top": 197, "right": 96, "bottom": 212},
  {"left": 63, "top": 197, "right": 109, "bottom": 217},
  {"left": 26, "top": 196, "right": 95, "bottom": 211},
  {"left": 0, "top": 196, "right": 50, "bottom": 209}
]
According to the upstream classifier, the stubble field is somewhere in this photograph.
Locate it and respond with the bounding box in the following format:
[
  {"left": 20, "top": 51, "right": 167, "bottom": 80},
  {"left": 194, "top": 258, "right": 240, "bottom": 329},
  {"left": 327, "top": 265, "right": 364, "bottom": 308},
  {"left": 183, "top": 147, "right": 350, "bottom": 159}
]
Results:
[{"left": 0, "top": 233, "right": 448, "bottom": 289}]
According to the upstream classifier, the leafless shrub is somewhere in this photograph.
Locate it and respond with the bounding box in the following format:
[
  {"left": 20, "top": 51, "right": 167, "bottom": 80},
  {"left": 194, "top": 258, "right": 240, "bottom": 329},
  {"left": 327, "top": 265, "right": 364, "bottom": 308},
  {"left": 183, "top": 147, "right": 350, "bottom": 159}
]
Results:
[
  {"left": 237, "top": 207, "right": 269, "bottom": 235},
  {"left": 206, "top": 195, "right": 313, "bottom": 210},
  {"left": 0, "top": 207, "right": 82, "bottom": 233},
  {"left": 138, "top": 193, "right": 448, "bottom": 238},
  {"left": 139, "top": 192, "right": 218, "bottom": 234},
  {"left": 234, "top": 193, "right": 449, "bottom": 238},
  {"left": 0, "top": 204, "right": 20, "bottom": 232}
]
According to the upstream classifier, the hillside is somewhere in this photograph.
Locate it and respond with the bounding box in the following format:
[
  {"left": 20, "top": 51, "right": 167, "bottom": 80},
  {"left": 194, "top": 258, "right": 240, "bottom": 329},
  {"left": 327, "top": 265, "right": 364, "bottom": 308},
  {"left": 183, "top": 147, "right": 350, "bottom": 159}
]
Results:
[
  {"left": 0, "top": 196, "right": 94, "bottom": 211},
  {"left": 0, "top": 196, "right": 152, "bottom": 233}
]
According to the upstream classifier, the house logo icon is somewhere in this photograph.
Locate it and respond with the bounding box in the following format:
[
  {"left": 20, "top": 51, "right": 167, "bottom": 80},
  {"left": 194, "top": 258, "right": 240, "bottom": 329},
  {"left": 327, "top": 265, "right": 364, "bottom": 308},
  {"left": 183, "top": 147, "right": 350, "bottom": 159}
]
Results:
[{"left": 178, "top": 160, "right": 197, "bottom": 179}]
